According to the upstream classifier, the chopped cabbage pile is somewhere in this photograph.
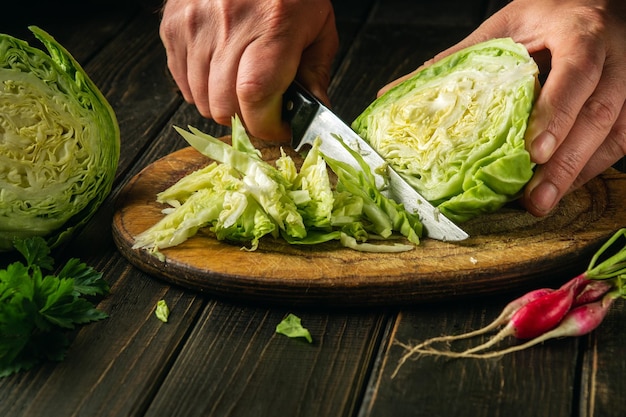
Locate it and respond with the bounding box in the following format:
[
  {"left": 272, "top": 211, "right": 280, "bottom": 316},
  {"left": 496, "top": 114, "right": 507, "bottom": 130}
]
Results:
[{"left": 133, "top": 116, "right": 423, "bottom": 257}]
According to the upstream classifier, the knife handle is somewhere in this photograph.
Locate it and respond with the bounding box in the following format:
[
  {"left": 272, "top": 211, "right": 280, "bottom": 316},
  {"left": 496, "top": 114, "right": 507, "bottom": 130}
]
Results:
[{"left": 282, "top": 82, "right": 321, "bottom": 148}]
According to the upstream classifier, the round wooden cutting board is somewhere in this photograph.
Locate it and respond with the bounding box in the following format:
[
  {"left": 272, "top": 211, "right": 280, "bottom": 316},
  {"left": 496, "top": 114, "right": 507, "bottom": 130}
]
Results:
[{"left": 112, "top": 144, "right": 626, "bottom": 307}]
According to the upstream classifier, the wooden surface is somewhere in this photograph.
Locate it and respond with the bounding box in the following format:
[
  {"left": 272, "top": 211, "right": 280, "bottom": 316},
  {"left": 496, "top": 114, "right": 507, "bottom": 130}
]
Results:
[
  {"left": 113, "top": 146, "right": 626, "bottom": 306},
  {"left": 2, "top": 1, "right": 626, "bottom": 417}
]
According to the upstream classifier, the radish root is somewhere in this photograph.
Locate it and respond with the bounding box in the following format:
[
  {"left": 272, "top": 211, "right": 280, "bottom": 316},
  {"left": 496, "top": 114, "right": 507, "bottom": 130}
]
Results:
[
  {"left": 391, "top": 292, "right": 618, "bottom": 379},
  {"left": 391, "top": 229, "right": 626, "bottom": 379}
]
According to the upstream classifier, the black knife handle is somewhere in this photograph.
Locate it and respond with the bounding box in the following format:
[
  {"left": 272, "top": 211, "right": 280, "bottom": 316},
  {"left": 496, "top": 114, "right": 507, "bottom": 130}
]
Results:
[{"left": 282, "top": 82, "right": 321, "bottom": 146}]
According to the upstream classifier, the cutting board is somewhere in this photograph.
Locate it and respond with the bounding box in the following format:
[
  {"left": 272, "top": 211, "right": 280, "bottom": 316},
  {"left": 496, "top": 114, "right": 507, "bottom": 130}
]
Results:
[{"left": 112, "top": 142, "right": 626, "bottom": 307}]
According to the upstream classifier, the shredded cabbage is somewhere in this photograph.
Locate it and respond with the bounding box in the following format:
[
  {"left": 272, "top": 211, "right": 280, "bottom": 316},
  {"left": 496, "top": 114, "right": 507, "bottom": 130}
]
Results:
[
  {"left": 133, "top": 116, "right": 423, "bottom": 255},
  {"left": 352, "top": 38, "right": 538, "bottom": 222},
  {"left": 0, "top": 27, "right": 120, "bottom": 250}
]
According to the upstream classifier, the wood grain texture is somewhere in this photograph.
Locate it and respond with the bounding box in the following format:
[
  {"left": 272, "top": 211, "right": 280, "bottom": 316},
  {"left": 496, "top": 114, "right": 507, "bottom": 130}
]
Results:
[
  {"left": 112, "top": 145, "right": 626, "bottom": 307},
  {"left": 369, "top": 301, "right": 583, "bottom": 417},
  {"left": 143, "top": 305, "right": 387, "bottom": 417}
]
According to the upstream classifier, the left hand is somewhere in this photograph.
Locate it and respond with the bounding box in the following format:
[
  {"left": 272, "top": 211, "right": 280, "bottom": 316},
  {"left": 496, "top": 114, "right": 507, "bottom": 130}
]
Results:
[{"left": 380, "top": 0, "right": 626, "bottom": 216}]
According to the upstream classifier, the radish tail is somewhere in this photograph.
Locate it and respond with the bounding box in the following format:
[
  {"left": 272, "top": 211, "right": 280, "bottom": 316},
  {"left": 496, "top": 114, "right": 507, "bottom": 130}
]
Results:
[
  {"left": 407, "top": 332, "right": 558, "bottom": 359},
  {"left": 394, "top": 309, "right": 510, "bottom": 351},
  {"left": 459, "top": 325, "right": 514, "bottom": 354},
  {"left": 392, "top": 325, "right": 514, "bottom": 377}
]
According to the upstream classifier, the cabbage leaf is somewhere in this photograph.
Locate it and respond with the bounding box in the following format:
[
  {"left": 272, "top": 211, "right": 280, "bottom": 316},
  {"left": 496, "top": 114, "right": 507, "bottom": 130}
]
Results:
[
  {"left": 352, "top": 38, "right": 538, "bottom": 222},
  {"left": 0, "top": 27, "right": 120, "bottom": 251}
]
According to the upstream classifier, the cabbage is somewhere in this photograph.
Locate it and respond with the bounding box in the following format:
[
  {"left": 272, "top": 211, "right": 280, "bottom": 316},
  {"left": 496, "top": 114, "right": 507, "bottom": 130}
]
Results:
[
  {"left": 0, "top": 26, "right": 120, "bottom": 251},
  {"left": 133, "top": 116, "right": 423, "bottom": 255},
  {"left": 352, "top": 38, "right": 538, "bottom": 222}
]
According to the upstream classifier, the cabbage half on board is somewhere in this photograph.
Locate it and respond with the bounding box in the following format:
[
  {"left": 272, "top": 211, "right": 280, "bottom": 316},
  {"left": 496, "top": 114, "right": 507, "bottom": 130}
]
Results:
[
  {"left": 352, "top": 38, "right": 539, "bottom": 222},
  {"left": 0, "top": 26, "right": 120, "bottom": 251}
]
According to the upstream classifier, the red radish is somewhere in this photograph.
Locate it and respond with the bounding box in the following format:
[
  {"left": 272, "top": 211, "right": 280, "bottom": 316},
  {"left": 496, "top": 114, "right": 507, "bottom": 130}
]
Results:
[
  {"left": 391, "top": 228, "right": 626, "bottom": 374},
  {"left": 411, "top": 293, "right": 617, "bottom": 360},
  {"left": 552, "top": 294, "right": 616, "bottom": 337},
  {"left": 457, "top": 283, "right": 577, "bottom": 355},
  {"left": 572, "top": 279, "right": 612, "bottom": 306},
  {"left": 391, "top": 287, "right": 553, "bottom": 376},
  {"left": 394, "top": 288, "right": 553, "bottom": 351},
  {"left": 508, "top": 284, "right": 577, "bottom": 339}
]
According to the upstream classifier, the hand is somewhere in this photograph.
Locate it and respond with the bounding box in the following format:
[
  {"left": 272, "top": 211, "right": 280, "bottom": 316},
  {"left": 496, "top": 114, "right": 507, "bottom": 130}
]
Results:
[
  {"left": 380, "top": 0, "right": 626, "bottom": 217},
  {"left": 159, "top": 0, "right": 338, "bottom": 142}
]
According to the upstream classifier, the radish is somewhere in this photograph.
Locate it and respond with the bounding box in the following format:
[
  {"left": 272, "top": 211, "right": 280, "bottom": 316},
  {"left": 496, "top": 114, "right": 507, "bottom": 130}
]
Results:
[
  {"left": 406, "top": 293, "right": 617, "bottom": 360},
  {"left": 392, "top": 228, "right": 626, "bottom": 375},
  {"left": 391, "top": 287, "right": 553, "bottom": 377},
  {"left": 394, "top": 288, "right": 553, "bottom": 352},
  {"left": 572, "top": 279, "right": 613, "bottom": 306}
]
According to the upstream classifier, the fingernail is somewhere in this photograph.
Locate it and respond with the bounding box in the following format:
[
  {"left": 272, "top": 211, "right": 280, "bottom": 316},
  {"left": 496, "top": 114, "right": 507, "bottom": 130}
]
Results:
[
  {"left": 530, "top": 131, "right": 557, "bottom": 164},
  {"left": 529, "top": 181, "right": 559, "bottom": 214}
]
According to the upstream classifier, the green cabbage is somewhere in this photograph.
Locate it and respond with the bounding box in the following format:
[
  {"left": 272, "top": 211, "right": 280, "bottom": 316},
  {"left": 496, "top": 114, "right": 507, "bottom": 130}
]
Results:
[
  {"left": 352, "top": 38, "right": 538, "bottom": 222},
  {"left": 0, "top": 26, "right": 120, "bottom": 251},
  {"left": 133, "top": 116, "right": 423, "bottom": 256}
]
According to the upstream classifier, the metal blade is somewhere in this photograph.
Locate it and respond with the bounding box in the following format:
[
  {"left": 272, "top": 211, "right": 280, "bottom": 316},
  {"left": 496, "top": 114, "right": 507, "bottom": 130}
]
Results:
[{"left": 283, "top": 82, "right": 468, "bottom": 242}]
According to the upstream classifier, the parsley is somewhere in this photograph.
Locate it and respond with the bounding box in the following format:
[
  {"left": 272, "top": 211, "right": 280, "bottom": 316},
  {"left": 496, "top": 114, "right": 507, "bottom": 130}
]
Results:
[{"left": 0, "top": 237, "right": 110, "bottom": 377}]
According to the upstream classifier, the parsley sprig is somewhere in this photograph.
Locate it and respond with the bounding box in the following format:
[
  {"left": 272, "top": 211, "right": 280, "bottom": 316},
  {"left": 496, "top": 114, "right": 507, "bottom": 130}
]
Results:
[{"left": 0, "top": 237, "right": 110, "bottom": 377}]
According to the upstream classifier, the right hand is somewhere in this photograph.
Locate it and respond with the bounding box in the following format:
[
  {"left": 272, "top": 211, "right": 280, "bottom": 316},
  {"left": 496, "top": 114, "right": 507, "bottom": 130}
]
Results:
[{"left": 160, "top": 0, "right": 339, "bottom": 142}]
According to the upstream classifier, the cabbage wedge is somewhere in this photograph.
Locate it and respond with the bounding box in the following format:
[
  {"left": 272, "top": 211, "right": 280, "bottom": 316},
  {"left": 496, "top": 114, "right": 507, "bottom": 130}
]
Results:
[
  {"left": 0, "top": 27, "right": 120, "bottom": 251},
  {"left": 352, "top": 38, "right": 538, "bottom": 222}
]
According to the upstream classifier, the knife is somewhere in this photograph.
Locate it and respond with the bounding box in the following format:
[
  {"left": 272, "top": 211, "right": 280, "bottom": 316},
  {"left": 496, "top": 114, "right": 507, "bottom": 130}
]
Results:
[{"left": 282, "top": 82, "right": 469, "bottom": 242}]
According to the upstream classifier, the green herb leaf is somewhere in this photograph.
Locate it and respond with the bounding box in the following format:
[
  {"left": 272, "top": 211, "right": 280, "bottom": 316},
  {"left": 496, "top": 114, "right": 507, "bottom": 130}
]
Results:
[
  {"left": 155, "top": 300, "right": 170, "bottom": 323},
  {"left": 13, "top": 237, "right": 54, "bottom": 271},
  {"left": 276, "top": 313, "right": 313, "bottom": 343},
  {"left": 0, "top": 237, "right": 109, "bottom": 377}
]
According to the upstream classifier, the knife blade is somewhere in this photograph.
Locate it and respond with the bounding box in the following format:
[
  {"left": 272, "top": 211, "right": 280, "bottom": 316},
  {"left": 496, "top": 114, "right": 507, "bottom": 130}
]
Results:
[{"left": 282, "top": 82, "right": 468, "bottom": 242}]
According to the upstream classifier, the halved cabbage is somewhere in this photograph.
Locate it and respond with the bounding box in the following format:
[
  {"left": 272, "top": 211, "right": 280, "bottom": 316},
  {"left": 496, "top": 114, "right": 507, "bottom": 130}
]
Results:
[
  {"left": 0, "top": 27, "right": 120, "bottom": 251},
  {"left": 352, "top": 38, "right": 538, "bottom": 222}
]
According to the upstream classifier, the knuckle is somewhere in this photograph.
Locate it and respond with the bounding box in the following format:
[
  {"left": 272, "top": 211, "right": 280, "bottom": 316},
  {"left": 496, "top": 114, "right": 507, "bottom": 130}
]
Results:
[
  {"left": 211, "top": 112, "right": 232, "bottom": 126},
  {"left": 236, "top": 79, "right": 273, "bottom": 106},
  {"left": 547, "top": 152, "right": 584, "bottom": 188},
  {"left": 160, "top": 2, "right": 205, "bottom": 43},
  {"left": 207, "top": 100, "right": 233, "bottom": 124},
  {"left": 583, "top": 96, "right": 620, "bottom": 132},
  {"left": 542, "top": 103, "right": 576, "bottom": 140}
]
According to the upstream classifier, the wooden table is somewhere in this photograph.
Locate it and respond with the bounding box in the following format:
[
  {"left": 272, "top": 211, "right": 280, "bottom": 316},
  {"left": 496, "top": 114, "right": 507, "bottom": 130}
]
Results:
[{"left": 2, "top": 1, "right": 625, "bottom": 416}]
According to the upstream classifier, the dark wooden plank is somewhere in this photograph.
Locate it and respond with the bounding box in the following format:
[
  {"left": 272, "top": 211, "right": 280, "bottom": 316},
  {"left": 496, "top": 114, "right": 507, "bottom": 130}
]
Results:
[
  {"left": 367, "top": 298, "right": 580, "bottom": 417},
  {"left": 332, "top": 0, "right": 377, "bottom": 75},
  {"left": 579, "top": 299, "right": 626, "bottom": 417},
  {"left": 1, "top": 0, "right": 141, "bottom": 63},
  {"left": 366, "top": 0, "right": 488, "bottom": 25},
  {"left": 82, "top": 2, "right": 185, "bottom": 180},
  {"left": 143, "top": 303, "right": 389, "bottom": 417}
]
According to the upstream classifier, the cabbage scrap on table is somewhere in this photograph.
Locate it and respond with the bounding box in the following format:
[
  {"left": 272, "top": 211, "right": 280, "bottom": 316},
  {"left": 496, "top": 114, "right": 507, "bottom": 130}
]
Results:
[
  {"left": 352, "top": 37, "right": 539, "bottom": 222},
  {"left": 133, "top": 115, "right": 423, "bottom": 258},
  {"left": 0, "top": 27, "right": 120, "bottom": 251}
]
